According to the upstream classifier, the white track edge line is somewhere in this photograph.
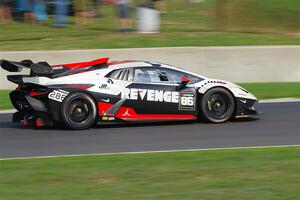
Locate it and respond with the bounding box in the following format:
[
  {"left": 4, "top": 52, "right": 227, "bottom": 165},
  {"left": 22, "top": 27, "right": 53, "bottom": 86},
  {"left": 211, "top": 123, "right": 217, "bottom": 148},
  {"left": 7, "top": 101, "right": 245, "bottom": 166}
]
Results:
[
  {"left": 259, "top": 98, "right": 300, "bottom": 103},
  {"left": 0, "top": 109, "right": 16, "bottom": 114},
  {"left": 1, "top": 144, "right": 299, "bottom": 161}
]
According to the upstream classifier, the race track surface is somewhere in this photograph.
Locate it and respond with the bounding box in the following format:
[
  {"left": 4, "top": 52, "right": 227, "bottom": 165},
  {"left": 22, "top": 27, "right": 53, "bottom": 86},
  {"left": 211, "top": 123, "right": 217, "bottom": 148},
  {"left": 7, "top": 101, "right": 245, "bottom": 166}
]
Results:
[{"left": 0, "top": 102, "right": 299, "bottom": 159}]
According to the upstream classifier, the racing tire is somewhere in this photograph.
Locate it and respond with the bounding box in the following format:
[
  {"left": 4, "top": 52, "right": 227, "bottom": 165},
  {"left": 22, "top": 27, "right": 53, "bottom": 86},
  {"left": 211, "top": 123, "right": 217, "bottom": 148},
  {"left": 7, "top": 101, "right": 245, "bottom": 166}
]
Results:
[
  {"left": 199, "top": 87, "right": 235, "bottom": 123},
  {"left": 60, "top": 92, "right": 97, "bottom": 130}
]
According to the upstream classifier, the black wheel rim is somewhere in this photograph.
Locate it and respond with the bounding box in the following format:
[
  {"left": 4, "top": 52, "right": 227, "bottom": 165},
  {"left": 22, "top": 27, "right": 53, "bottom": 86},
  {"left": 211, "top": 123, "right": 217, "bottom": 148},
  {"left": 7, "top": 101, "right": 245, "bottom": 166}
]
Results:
[
  {"left": 207, "top": 93, "right": 230, "bottom": 119},
  {"left": 67, "top": 99, "right": 90, "bottom": 122}
]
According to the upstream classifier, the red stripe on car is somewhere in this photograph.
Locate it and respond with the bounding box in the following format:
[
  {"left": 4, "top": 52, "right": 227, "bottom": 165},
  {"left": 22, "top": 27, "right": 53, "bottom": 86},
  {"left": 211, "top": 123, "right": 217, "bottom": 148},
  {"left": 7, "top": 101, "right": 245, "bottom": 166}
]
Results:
[
  {"left": 30, "top": 91, "right": 49, "bottom": 96},
  {"left": 98, "top": 102, "right": 114, "bottom": 115},
  {"left": 116, "top": 107, "right": 197, "bottom": 121},
  {"left": 52, "top": 57, "right": 109, "bottom": 70}
]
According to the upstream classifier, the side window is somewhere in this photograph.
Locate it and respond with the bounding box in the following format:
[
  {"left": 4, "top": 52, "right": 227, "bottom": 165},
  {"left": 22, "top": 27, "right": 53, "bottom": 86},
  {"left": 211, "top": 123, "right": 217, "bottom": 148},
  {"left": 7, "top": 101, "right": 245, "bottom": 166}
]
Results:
[
  {"left": 162, "top": 68, "right": 202, "bottom": 84},
  {"left": 134, "top": 67, "right": 163, "bottom": 83},
  {"left": 106, "top": 69, "right": 132, "bottom": 81},
  {"left": 106, "top": 69, "right": 121, "bottom": 79},
  {"left": 133, "top": 67, "right": 202, "bottom": 84}
]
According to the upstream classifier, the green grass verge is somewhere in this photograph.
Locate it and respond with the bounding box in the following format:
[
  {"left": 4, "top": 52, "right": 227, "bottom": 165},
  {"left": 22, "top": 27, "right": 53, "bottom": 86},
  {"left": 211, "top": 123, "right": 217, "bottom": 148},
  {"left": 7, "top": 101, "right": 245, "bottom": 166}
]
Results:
[
  {"left": 0, "top": 82, "right": 299, "bottom": 110},
  {"left": 239, "top": 82, "right": 300, "bottom": 99},
  {"left": 0, "top": 146, "right": 299, "bottom": 200},
  {"left": 0, "top": 90, "right": 12, "bottom": 110},
  {"left": 0, "top": 0, "right": 299, "bottom": 51}
]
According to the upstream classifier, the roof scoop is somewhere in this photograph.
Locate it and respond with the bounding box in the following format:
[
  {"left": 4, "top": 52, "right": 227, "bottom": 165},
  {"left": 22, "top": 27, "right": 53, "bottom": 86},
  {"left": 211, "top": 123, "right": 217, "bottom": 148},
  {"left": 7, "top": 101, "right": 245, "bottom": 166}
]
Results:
[{"left": 30, "top": 62, "right": 53, "bottom": 76}]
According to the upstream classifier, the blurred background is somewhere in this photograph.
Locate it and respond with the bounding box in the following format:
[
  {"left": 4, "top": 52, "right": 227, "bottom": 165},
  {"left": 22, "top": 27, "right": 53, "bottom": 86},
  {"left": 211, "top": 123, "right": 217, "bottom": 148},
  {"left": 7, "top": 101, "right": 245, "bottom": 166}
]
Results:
[
  {"left": 1, "top": 0, "right": 299, "bottom": 88},
  {"left": 0, "top": 2, "right": 300, "bottom": 200},
  {"left": 0, "top": 0, "right": 299, "bottom": 51},
  {"left": 0, "top": 0, "right": 299, "bottom": 94}
]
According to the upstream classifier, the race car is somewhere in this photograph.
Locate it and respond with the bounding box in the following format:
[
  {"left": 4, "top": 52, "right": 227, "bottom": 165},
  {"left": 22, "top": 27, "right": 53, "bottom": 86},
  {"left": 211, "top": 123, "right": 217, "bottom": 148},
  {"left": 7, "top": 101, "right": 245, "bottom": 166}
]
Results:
[{"left": 0, "top": 58, "right": 261, "bottom": 129}]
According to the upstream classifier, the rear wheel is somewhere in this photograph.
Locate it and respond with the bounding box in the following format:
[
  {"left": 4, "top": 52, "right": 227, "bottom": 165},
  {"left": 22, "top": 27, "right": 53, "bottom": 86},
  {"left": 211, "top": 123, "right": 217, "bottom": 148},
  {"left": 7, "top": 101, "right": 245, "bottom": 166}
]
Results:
[
  {"left": 60, "top": 92, "right": 97, "bottom": 130},
  {"left": 199, "top": 87, "right": 235, "bottom": 123}
]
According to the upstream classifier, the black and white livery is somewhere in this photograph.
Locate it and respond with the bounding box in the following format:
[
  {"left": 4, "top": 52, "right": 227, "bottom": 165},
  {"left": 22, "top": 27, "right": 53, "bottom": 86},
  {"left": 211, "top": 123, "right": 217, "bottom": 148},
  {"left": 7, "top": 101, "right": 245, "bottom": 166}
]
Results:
[{"left": 0, "top": 58, "right": 262, "bottom": 129}]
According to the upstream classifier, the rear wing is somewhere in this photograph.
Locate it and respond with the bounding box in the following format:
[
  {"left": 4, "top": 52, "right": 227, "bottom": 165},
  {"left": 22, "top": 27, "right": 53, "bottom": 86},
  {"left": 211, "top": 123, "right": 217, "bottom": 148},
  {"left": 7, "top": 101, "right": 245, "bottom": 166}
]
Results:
[
  {"left": 1, "top": 57, "right": 110, "bottom": 84},
  {"left": 0, "top": 59, "right": 53, "bottom": 76},
  {"left": 1, "top": 57, "right": 110, "bottom": 74}
]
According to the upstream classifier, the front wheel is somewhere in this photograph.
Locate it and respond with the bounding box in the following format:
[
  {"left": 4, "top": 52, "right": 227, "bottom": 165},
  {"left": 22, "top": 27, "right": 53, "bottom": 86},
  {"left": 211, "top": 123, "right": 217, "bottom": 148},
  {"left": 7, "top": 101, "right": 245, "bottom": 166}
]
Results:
[
  {"left": 199, "top": 87, "right": 235, "bottom": 123},
  {"left": 60, "top": 92, "right": 97, "bottom": 130}
]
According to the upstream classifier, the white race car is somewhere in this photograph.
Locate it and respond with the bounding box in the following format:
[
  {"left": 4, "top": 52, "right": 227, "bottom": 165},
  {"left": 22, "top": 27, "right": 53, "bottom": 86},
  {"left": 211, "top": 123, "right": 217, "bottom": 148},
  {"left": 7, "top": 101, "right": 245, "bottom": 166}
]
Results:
[{"left": 1, "top": 58, "right": 262, "bottom": 129}]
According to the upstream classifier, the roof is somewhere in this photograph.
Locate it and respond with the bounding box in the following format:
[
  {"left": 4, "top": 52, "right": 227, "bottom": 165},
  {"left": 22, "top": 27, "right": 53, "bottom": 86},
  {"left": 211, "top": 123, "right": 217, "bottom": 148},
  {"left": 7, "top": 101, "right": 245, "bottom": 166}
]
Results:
[
  {"left": 108, "top": 60, "right": 189, "bottom": 72},
  {"left": 108, "top": 61, "right": 153, "bottom": 69},
  {"left": 52, "top": 58, "right": 206, "bottom": 80}
]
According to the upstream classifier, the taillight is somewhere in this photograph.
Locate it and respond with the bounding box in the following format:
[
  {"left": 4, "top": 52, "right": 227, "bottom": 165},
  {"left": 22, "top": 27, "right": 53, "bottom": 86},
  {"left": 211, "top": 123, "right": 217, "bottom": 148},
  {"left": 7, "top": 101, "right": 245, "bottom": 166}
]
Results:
[
  {"left": 29, "top": 90, "right": 49, "bottom": 97},
  {"left": 17, "top": 84, "right": 22, "bottom": 90},
  {"left": 63, "top": 84, "right": 94, "bottom": 90},
  {"left": 29, "top": 87, "right": 49, "bottom": 97}
]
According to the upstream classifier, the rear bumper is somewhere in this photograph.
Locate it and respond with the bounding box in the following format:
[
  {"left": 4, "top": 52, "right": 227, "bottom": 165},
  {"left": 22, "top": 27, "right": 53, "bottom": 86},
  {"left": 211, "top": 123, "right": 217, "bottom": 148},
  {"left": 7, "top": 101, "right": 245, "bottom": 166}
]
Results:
[
  {"left": 10, "top": 90, "right": 52, "bottom": 126},
  {"left": 235, "top": 98, "right": 263, "bottom": 118},
  {"left": 10, "top": 90, "right": 48, "bottom": 113}
]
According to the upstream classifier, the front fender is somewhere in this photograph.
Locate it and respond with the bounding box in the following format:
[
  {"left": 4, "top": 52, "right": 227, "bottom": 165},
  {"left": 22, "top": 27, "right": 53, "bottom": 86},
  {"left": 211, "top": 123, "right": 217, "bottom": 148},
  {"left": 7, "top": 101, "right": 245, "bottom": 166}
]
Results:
[
  {"left": 195, "top": 79, "right": 262, "bottom": 117},
  {"left": 195, "top": 79, "right": 257, "bottom": 100}
]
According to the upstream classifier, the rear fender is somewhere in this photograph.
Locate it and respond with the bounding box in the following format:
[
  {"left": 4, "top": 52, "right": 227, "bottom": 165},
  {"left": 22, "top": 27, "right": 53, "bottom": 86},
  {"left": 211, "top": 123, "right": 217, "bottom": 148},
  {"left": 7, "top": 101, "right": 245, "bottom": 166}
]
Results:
[{"left": 47, "top": 86, "right": 95, "bottom": 122}]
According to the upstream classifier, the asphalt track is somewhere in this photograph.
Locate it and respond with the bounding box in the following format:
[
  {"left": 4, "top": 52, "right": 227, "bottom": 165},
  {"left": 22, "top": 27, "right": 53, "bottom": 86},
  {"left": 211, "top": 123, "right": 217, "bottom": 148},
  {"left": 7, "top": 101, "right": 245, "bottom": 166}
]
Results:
[{"left": 0, "top": 102, "right": 299, "bottom": 159}]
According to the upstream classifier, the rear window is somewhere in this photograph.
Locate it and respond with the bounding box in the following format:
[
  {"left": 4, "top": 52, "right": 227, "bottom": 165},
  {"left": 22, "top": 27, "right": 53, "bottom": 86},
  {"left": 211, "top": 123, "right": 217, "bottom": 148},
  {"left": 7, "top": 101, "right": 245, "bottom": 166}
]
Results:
[{"left": 105, "top": 69, "right": 132, "bottom": 81}]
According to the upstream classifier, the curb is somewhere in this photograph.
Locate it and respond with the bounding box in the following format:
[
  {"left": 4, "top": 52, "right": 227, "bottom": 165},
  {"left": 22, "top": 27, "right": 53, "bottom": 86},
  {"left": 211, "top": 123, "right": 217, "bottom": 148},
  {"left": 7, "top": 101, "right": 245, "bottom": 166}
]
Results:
[
  {"left": 259, "top": 98, "right": 300, "bottom": 103},
  {"left": 0, "top": 109, "right": 16, "bottom": 114}
]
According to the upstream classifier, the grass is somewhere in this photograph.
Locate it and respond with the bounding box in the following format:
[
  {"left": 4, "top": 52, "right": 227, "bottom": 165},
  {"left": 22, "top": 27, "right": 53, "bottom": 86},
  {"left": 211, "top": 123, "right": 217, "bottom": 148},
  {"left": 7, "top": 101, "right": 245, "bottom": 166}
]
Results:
[
  {"left": 0, "top": 82, "right": 299, "bottom": 110},
  {"left": 239, "top": 82, "right": 300, "bottom": 99},
  {"left": 0, "top": 90, "right": 12, "bottom": 110},
  {"left": 0, "top": 146, "right": 299, "bottom": 200},
  {"left": 0, "top": 0, "right": 299, "bottom": 51}
]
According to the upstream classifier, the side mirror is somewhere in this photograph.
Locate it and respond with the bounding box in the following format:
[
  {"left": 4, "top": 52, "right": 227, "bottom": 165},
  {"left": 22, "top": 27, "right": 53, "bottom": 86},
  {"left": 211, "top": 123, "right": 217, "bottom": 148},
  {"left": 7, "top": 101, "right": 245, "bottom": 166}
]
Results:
[
  {"left": 176, "top": 77, "right": 191, "bottom": 90},
  {"left": 181, "top": 77, "right": 191, "bottom": 85}
]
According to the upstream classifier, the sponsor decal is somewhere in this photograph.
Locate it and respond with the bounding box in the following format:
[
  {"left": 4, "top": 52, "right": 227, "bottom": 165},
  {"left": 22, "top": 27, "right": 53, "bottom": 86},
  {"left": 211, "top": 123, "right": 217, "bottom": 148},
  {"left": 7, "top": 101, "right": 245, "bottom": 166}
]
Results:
[
  {"left": 107, "top": 79, "right": 114, "bottom": 84},
  {"left": 121, "top": 88, "right": 179, "bottom": 103},
  {"left": 121, "top": 88, "right": 196, "bottom": 111},
  {"left": 240, "top": 99, "right": 247, "bottom": 104},
  {"left": 101, "top": 98, "right": 110, "bottom": 103},
  {"left": 122, "top": 108, "right": 132, "bottom": 117},
  {"left": 99, "top": 84, "right": 109, "bottom": 90},
  {"left": 102, "top": 116, "right": 116, "bottom": 121},
  {"left": 179, "top": 93, "right": 196, "bottom": 111},
  {"left": 102, "top": 116, "right": 108, "bottom": 121},
  {"left": 108, "top": 117, "right": 115, "bottom": 121},
  {"left": 48, "top": 90, "right": 69, "bottom": 102}
]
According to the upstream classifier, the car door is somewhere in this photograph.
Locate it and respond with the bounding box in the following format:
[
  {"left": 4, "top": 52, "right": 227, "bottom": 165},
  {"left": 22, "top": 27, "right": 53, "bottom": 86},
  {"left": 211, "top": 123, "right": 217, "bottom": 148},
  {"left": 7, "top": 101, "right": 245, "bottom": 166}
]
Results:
[{"left": 119, "top": 67, "right": 199, "bottom": 121}]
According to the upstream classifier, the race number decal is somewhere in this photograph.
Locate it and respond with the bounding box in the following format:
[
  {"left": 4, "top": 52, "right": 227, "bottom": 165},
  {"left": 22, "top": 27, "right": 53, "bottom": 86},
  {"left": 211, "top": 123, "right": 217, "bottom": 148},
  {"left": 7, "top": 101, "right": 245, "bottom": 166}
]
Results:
[
  {"left": 48, "top": 90, "right": 69, "bottom": 102},
  {"left": 179, "top": 93, "right": 195, "bottom": 111}
]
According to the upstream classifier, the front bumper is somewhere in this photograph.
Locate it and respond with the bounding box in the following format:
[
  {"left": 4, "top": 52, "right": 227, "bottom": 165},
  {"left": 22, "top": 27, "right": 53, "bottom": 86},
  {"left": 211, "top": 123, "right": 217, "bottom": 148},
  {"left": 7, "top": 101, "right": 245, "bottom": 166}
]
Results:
[{"left": 235, "top": 98, "right": 263, "bottom": 118}]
